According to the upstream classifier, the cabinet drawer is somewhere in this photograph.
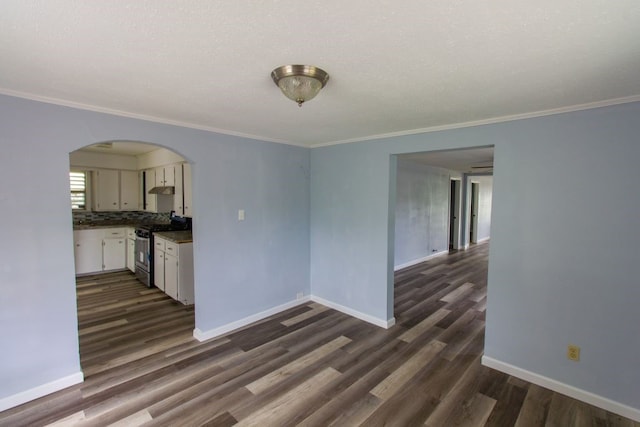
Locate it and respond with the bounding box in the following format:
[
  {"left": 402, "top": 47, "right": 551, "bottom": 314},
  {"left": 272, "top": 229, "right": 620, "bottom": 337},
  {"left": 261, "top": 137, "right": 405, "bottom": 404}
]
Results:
[
  {"left": 105, "top": 228, "right": 125, "bottom": 238},
  {"left": 165, "top": 241, "right": 179, "bottom": 255},
  {"left": 154, "top": 238, "right": 166, "bottom": 251}
]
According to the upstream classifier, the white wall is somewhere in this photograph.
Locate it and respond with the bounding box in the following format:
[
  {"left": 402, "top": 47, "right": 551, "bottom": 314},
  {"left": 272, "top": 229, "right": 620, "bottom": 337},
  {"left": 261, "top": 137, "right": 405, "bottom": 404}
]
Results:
[
  {"left": 69, "top": 150, "right": 138, "bottom": 170},
  {"left": 394, "top": 160, "right": 454, "bottom": 269},
  {"left": 465, "top": 175, "right": 493, "bottom": 244},
  {"left": 137, "top": 147, "right": 186, "bottom": 170}
]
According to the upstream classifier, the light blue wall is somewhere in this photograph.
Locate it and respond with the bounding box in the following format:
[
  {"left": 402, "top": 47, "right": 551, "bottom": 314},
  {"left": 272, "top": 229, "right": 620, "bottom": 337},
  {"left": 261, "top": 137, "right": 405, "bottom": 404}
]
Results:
[
  {"left": 465, "top": 175, "right": 493, "bottom": 243},
  {"left": 0, "top": 94, "right": 310, "bottom": 403},
  {"left": 3, "top": 92, "right": 640, "bottom": 414},
  {"left": 394, "top": 160, "right": 453, "bottom": 267},
  {"left": 310, "top": 102, "right": 640, "bottom": 412}
]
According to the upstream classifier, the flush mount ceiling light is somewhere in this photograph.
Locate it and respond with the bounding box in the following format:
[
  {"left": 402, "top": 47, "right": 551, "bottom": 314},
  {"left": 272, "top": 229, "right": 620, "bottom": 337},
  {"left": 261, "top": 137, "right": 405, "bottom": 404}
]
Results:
[{"left": 271, "top": 65, "right": 329, "bottom": 107}]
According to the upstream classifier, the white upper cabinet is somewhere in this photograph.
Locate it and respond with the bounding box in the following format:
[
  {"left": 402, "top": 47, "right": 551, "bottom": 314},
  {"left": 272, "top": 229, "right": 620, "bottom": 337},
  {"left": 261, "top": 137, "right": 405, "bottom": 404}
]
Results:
[
  {"left": 155, "top": 164, "right": 175, "bottom": 187},
  {"left": 120, "top": 170, "right": 139, "bottom": 211},
  {"left": 183, "top": 163, "right": 193, "bottom": 218},
  {"left": 94, "top": 169, "right": 119, "bottom": 211},
  {"left": 93, "top": 169, "right": 139, "bottom": 211},
  {"left": 144, "top": 168, "right": 157, "bottom": 212},
  {"left": 174, "top": 163, "right": 184, "bottom": 214}
]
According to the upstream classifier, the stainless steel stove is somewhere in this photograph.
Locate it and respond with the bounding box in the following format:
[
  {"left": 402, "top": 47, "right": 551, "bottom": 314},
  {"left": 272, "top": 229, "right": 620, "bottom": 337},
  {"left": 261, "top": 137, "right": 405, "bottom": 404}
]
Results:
[{"left": 134, "top": 217, "right": 191, "bottom": 287}]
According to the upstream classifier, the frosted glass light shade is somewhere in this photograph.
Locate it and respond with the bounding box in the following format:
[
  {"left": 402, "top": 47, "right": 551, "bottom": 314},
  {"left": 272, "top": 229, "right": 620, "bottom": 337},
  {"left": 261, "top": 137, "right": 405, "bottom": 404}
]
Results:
[
  {"left": 277, "top": 75, "right": 323, "bottom": 105},
  {"left": 271, "top": 65, "right": 329, "bottom": 107}
]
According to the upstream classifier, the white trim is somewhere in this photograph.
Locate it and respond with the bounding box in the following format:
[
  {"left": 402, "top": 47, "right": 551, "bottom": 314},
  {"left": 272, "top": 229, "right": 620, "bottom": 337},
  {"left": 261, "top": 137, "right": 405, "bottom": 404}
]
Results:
[
  {"left": 394, "top": 250, "right": 449, "bottom": 271},
  {"left": 193, "top": 296, "right": 311, "bottom": 342},
  {"left": 482, "top": 356, "right": 640, "bottom": 422},
  {"left": 311, "top": 95, "right": 640, "bottom": 148},
  {"left": 0, "top": 371, "right": 84, "bottom": 412},
  {"left": 3, "top": 89, "right": 640, "bottom": 150},
  {"left": 476, "top": 236, "right": 490, "bottom": 244},
  {"left": 311, "top": 295, "right": 395, "bottom": 329},
  {"left": 0, "top": 89, "right": 306, "bottom": 148}
]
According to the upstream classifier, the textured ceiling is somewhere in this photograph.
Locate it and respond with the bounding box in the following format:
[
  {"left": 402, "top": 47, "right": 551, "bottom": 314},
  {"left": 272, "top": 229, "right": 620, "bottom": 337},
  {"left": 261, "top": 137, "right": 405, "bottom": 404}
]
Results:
[
  {"left": 401, "top": 147, "right": 494, "bottom": 174},
  {"left": 1, "top": 1, "right": 640, "bottom": 147}
]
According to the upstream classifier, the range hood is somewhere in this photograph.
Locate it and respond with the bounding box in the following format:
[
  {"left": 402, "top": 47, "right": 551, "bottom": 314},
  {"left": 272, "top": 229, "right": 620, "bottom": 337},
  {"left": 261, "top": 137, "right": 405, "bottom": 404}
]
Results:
[{"left": 148, "top": 186, "right": 175, "bottom": 195}]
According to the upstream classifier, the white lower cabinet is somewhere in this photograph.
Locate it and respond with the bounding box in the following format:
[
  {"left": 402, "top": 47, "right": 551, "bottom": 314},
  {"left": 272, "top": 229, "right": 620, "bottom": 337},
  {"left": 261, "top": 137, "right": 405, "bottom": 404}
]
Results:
[
  {"left": 164, "top": 253, "right": 178, "bottom": 300},
  {"left": 126, "top": 227, "right": 136, "bottom": 273},
  {"left": 74, "top": 230, "right": 104, "bottom": 275},
  {"left": 103, "top": 238, "right": 126, "bottom": 270},
  {"left": 153, "top": 236, "right": 194, "bottom": 305},
  {"left": 154, "top": 247, "right": 165, "bottom": 291},
  {"left": 73, "top": 228, "right": 127, "bottom": 275}
]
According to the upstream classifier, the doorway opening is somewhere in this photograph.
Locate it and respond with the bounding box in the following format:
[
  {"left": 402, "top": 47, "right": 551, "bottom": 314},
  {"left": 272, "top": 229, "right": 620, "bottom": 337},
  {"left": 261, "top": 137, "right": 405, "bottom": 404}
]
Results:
[
  {"left": 392, "top": 145, "right": 494, "bottom": 321},
  {"left": 69, "top": 141, "right": 196, "bottom": 378}
]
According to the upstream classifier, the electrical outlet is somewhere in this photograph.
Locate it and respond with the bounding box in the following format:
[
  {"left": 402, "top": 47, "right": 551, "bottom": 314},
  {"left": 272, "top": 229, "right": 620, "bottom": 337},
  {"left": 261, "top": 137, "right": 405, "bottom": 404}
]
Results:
[
  {"left": 296, "top": 292, "right": 304, "bottom": 300},
  {"left": 567, "top": 344, "right": 580, "bottom": 361}
]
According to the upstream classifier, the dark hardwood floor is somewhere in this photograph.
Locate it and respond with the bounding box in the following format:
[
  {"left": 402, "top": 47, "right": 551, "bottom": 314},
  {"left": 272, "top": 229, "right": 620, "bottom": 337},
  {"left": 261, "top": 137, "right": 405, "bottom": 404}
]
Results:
[{"left": 1, "top": 243, "right": 638, "bottom": 426}]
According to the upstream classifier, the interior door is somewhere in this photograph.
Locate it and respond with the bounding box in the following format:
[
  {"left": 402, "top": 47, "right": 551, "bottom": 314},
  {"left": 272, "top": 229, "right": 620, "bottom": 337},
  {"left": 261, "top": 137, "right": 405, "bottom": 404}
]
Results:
[
  {"left": 470, "top": 182, "right": 479, "bottom": 243},
  {"left": 449, "top": 179, "right": 461, "bottom": 250}
]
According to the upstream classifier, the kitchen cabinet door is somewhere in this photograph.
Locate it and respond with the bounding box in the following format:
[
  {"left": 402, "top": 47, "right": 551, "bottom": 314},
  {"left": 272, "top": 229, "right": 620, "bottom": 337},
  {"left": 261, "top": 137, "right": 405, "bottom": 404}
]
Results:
[
  {"left": 176, "top": 242, "right": 194, "bottom": 305},
  {"left": 103, "top": 238, "right": 126, "bottom": 271},
  {"left": 173, "top": 163, "right": 184, "bottom": 215},
  {"left": 120, "top": 170, "right": 139, "bottom": 211},
  {"left": 94, "top": 169, "right": 119, "bottom": 211},
  {"left": 154, "top": 164, "right": 176, "bottom": 187},
  {"left": 154, "top": 248, "right": 165, "bottom": 291},
  {"left": 74, "top": 232, "right": 103, "bottom": 275},
  {"left": 163, "top": 165, "right": 176, "bottom": 186},
  {"left": 144, "top": 169, "right": 157, "bottom": 212},
  {"left": 127, "top": 238, "right": 135, "bottom": 273},
  {"left": 164, "top": 253, "right": 178, "bottom": 300},
  {"left": 183, "top": 163, "right": 193, "bottom": 217}
]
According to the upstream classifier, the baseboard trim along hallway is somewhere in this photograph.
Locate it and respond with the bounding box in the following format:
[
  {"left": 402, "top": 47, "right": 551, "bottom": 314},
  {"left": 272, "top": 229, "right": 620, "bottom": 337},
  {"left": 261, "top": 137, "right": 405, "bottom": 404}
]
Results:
[
  {"left": 482, "top": 356, "right": 640, "bottom": 422},
  {"left": 194, "top": 294, "right": 395, "bottom": 343},
  {"left": 310, "top": 295, "right": 395, "bottom": 329},
  {"left": 0, "top": 372, "right": 84, "bottom": 413},
  {"left": 193, "top": 296, "right": 312, "bottom": 342},
  {"left": 394, "top": 250, "right": 449, "bottom": 271}
]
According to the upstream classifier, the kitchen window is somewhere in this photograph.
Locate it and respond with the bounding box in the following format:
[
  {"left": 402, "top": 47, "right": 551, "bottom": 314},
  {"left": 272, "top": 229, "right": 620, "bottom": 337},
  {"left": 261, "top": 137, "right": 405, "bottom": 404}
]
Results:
[{"left": 70, "top": 171, "right": 87, "bottom": 210}]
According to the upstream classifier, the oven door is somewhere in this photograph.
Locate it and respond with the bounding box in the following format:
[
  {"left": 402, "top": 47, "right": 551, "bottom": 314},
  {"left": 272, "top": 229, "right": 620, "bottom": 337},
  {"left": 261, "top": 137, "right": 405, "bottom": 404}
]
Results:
[{"left": 134, "top": 234, "right": 151, "bottom": 286}]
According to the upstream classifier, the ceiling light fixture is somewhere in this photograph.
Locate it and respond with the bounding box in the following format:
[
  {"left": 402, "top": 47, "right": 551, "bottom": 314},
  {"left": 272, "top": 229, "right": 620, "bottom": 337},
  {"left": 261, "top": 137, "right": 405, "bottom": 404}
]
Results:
[{"left": 271, "top": 65, "right": 329, "bottom": 107}]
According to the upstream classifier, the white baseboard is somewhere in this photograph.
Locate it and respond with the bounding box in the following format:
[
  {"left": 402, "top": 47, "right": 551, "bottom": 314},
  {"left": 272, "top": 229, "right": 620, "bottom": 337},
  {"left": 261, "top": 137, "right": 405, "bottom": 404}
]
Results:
[
  {"left": 482, "top": 356, "right": 640, "bottom": 422},
  {"left": 0, "top": 371, "right": 84, "bottom": 412},
  {"left": 394, "top": 250, "right": 449, "bottom": 271},
  {"left": 193, "top": 296, "right": 311, "bottom": 342},
  {"left": 193, "top": 294, "right": 396, "bottom": 343},
  {"left": 311, "top": 295, "right": 395, "bottom": 329},
  {"left": 476, "top": 237, "right": 491, "bottom": 243}
]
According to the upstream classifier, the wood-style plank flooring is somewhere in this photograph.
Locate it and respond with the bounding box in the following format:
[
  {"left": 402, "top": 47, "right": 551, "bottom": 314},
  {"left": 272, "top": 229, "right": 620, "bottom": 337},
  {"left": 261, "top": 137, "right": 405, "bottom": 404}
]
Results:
[{"left": 1, "top": 243, "right": 638, "bottom": 426}]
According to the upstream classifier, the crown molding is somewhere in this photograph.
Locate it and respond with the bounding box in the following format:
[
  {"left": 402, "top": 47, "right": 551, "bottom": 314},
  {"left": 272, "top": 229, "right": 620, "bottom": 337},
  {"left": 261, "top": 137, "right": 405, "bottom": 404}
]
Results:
[
  {"left": 0, "top": 88, "right": 306, "bottom": 148},
  {"left": 2, "top": 88, "right": 639, "bottom": 150},
  {"left": 310, "top": 95, "right": 640, "bottom": 148}
]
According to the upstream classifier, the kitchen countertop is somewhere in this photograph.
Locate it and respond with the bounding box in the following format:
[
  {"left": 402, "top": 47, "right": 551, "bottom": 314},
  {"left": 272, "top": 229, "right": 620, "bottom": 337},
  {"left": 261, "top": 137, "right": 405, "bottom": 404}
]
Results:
[
  {"left": 74, "top": 223, "right": 137, "bottom": 230},
  {"left": 154, "top": 230, "right": 193, "bottom": 244},
  {"left": 73, "top": 221, "right": 170, "bottom": 230}
]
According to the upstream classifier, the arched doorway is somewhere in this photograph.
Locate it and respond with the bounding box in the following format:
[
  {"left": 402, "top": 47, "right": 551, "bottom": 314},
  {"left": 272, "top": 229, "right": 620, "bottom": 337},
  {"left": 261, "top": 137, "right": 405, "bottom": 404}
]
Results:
[{"left": 69, "top": 141, "right": 196, "bottom": 377}]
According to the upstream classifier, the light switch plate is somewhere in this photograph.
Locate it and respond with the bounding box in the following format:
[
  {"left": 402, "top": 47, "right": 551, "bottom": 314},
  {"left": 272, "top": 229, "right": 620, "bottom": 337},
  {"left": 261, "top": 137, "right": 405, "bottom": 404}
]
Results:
[{"left": 238, "top": 209, "right": 245, "bottom": 221}]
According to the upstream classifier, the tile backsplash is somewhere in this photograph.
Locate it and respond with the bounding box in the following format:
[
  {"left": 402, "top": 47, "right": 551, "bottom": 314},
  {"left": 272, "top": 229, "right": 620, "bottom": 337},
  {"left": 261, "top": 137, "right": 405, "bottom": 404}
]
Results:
[{"left": 73, "top": 210, "right": 172, "bottom": 225}]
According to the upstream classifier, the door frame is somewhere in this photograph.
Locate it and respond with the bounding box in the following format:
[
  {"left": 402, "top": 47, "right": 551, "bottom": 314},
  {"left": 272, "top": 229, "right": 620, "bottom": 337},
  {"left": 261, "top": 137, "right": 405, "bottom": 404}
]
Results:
[{"left": 449, "top": 178, "right": 462, "bottom": 250}]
